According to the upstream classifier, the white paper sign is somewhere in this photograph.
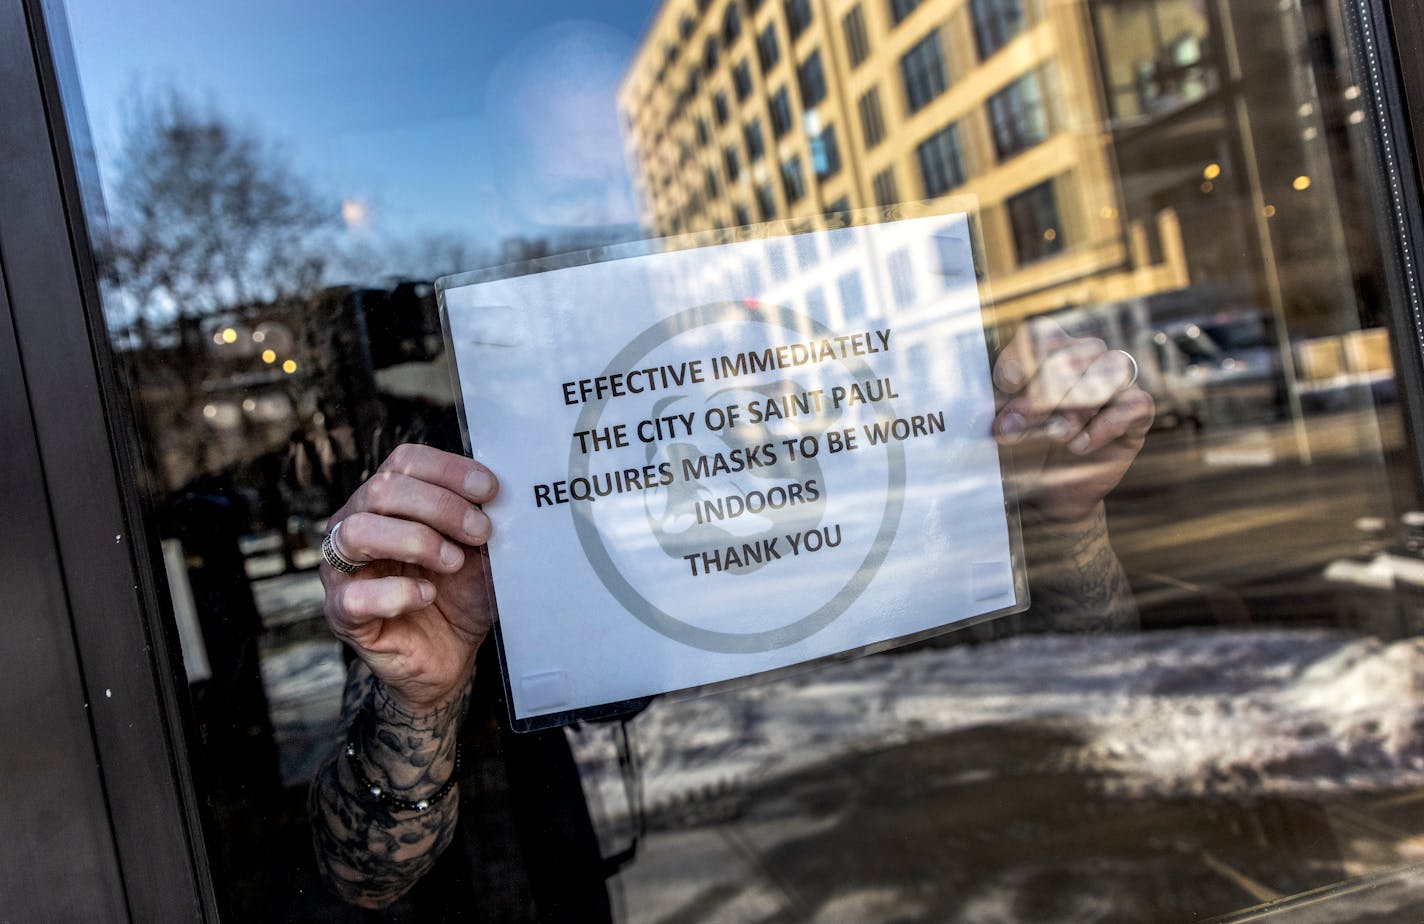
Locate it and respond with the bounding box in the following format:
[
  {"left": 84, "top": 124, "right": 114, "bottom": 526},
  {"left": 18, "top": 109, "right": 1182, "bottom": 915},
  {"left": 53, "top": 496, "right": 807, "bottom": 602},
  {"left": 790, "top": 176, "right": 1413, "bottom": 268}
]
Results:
[{"left": 441, "top": 215, "right": 1024, "bottom": 725}]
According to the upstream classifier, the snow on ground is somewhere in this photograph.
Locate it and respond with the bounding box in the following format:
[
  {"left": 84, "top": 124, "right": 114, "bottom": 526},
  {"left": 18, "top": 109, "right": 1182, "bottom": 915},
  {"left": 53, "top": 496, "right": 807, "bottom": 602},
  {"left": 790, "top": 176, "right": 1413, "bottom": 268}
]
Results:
[
  {"left": 260, "top": 639, "right": 346, "bottom": 786},
  {"left": 568, "top": 628, "right": 1424, "bottom": 823}
]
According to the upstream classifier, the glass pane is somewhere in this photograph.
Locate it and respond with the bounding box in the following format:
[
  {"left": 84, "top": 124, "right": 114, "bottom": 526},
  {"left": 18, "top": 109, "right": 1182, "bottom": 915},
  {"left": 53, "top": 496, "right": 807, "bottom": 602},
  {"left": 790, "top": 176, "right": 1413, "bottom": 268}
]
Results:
[{"left": 59, "top": 0, "right": 1424, "bottom": 918}]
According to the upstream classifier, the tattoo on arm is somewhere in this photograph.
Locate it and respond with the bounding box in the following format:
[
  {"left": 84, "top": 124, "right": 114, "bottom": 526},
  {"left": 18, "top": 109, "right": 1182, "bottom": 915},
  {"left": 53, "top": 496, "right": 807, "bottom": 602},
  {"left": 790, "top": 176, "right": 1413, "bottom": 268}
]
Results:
[
  {"left": 309, "top": 662, "right": 471, "bottom": 909},
  {"left": 1025, "top": 504, "right": 1138, "bottom": 633}
]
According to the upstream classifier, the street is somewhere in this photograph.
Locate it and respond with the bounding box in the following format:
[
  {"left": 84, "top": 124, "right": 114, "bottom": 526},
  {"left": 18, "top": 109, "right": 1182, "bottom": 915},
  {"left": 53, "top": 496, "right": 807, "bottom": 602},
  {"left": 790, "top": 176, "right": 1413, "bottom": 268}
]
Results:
[{"left": 1112, "top": 403, "right": 1406, "bottom": 623}]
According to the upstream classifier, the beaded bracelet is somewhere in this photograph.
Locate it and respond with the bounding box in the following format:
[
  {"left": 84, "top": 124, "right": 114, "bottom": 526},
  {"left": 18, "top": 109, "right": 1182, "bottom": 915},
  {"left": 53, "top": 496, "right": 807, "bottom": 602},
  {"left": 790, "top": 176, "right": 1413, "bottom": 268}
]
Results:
[{"left": 344, "top": 704, "right": 462, "bottom": 813}]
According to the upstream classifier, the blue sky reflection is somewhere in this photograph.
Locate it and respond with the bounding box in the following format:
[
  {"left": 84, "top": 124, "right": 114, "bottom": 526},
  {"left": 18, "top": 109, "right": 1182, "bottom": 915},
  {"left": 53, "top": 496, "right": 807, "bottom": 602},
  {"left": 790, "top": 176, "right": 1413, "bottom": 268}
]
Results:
[{"left": 64, "top": 1, "right": 654, "bottom": 247}]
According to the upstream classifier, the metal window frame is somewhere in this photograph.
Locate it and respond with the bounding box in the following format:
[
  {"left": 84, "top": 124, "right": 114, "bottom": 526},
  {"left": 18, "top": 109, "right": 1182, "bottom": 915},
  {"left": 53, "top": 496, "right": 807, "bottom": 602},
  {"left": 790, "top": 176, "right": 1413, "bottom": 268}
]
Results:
[
  {"left": 2, "top": 0, "right": 1424, "bottom": 919},
  {"left": 1372, "top": 0, "right": 1424, "bottom": 497},
  {"left": 1, "top": 0, "right": 216, "bottom": 918}
]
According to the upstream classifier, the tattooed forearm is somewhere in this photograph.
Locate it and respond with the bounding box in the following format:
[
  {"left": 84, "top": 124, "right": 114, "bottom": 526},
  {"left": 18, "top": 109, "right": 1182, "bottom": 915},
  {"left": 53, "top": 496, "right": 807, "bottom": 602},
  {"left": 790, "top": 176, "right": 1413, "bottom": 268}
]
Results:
[
  {"left": 1024, "top": 503, "right": 1138, "bottom": 633},
  {"left": 310, "top": 661, "right": 471, "bottom": 909}
]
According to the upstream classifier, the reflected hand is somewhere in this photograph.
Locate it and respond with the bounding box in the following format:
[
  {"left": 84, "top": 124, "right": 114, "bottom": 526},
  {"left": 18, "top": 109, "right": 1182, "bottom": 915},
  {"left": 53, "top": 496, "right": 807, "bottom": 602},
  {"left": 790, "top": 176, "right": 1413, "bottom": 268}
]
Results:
[
  {"left": 320, "top": 444, "right": 498, "bottom": 715},
  {"left": 992, "top": 318, "right": 1154, "bottom": 524}
]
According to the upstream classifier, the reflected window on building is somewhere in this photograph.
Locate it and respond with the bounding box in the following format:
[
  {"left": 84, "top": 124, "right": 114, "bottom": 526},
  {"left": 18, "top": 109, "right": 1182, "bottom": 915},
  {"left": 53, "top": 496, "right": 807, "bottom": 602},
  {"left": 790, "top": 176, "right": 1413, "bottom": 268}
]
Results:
[
  {"left": 837, "top": 269, "right": 870, "bottom": 318},
  {"left": 755, "top": 180, "right": 777, "bottom": 218},
  {"left": 770, "top": 86, "right": 794, "bottom": 137},
  {"left": 890, "top": 0, "right": 922, "bottom": 27},
  {"left": 703, "top": 35, "right": 719, "bottom": 74},
  {"left": 744, "top": 257, "right": 765, "bottom": 294},
  {"left": 724, "top": 143, "right": 742, "bottom": 180},
  {"left": 704, "top": 165, "right": 720, "bottom": 198},
  {"left": 859, "top": 86, "right": 887, "bottom": 148},
  {"left": 767, "top": 240, "right": 790, "bottom": 280},
  {"left": 812, "top": 123, "right": 842, "bottom": 179},
  {"left": 934, "top": 224, "right": 978, "bottom": 284},
  {"left": 804, "top": 284, "right": 827, "bottom": 318},
  {"left": 785, "top": 0, "right": 814, "bottom": 40},
  {"left": 733, "top": 57, "right": 754, "bottom": 100},
  {"left": 758, "top": 23, "right": 780, "bottom": 72},
  {"left": 714, "top": 90, "right": 731, "bottom": 124},
  {"left": 1140, "top": 31, "right": 1210, "bottom": 113},
  {"left": 971, "top": 0, "right": 1026, "bottom": 60},
  {"left": 917, "top": 122, "right": 966, "bottom": 197},
  {"left": 795, "top": 230, "right": 820, "bottom": 268},
  {"left": 723, "top": 2, "right": 742, "bottom": 44},
  {"left": 826, "top": 196, "right": 853, "bottom": 232},
  {"left": 901, "top": 30, "right": 948, "bottom": 114},
  {"left": 798, "top": 49, "right": 828, "bottom": 108},
  {"left": 744, "top": 117, "right": 767, "bottom": 161},
  {"left": 888, "top": 246, "right": 917, "bottom": 307},
  {"left": 988, "top": 70, "right": 1048, "bottom": 160},
  {"left": 1007, "top": 179, "right": 1064, "bottom": 263},
  {"left": 873, "top": 165, "right": 899, "bottom": 206},
  {"left": 696, "top": 116, "right": 710, "bottom": 146},
  {"left": 734, "top": 201, "right": 752, "bottom": 225},
  {"left": 1093, "top": 0, "right": 1215, "bottom": 122},
  {"left": 781, "top": 154, "right": 807, "bottom": 204},
  {"left": 844, "top": 5, "right": 871, "bottom": 68}
]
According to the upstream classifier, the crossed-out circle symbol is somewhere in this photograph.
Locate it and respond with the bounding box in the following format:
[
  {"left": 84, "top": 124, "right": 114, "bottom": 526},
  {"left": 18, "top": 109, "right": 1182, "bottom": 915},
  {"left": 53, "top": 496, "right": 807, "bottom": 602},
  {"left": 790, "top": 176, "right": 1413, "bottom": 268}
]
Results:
[{"left": 568, "top": 300, "right": 906, "bottom": 653}]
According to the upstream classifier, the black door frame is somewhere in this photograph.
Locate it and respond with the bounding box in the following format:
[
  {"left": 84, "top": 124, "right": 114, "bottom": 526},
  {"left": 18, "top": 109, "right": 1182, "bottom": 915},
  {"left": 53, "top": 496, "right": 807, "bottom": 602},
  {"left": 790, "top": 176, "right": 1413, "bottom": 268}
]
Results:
[
  {"left": 1371, "top": 0, "right": 1424, "bottom": 498},
  {"left": 0, "top": 0, "right": 216, "bottom": 919},
  {"left": 3, "top": 0, "right": 1424, "bottom": 918}
]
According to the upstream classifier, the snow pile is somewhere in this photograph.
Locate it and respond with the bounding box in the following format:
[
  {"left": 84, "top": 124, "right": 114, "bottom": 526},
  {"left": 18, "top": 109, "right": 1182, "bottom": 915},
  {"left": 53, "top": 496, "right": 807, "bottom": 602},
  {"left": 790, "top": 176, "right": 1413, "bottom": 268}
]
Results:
[{"left": 568, "top": 628, "right": 1424, "bottom": 822}]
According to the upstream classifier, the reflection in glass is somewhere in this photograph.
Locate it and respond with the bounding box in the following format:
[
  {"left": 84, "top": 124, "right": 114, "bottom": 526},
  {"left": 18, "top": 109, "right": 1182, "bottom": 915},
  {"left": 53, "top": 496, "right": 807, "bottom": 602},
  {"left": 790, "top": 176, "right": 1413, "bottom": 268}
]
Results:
[{"left": 61, "top": 0, "right": 1424, "bottom": 917}]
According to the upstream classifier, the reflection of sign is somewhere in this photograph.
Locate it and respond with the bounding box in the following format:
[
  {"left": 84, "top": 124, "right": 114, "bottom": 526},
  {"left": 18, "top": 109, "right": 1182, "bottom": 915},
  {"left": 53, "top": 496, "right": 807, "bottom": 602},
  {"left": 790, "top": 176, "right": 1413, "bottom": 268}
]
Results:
[{"left": 442, "top": 215, "right": 1024, "bottom": 728}]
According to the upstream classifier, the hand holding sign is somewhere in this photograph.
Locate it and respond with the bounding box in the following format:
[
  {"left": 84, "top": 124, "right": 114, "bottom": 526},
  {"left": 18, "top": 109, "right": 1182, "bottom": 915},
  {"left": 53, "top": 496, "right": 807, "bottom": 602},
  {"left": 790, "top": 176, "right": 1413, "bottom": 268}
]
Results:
[
  {"left": 320, "top": 444, "right": 498, "bottom": 715},
  {"left": 992, "top": 317, "right": 1154, "bottom": 524}
]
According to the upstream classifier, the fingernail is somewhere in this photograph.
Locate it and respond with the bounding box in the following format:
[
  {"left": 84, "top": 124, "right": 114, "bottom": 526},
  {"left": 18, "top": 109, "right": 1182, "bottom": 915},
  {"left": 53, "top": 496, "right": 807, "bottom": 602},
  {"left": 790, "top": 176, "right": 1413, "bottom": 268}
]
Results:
[
  {"left": 464, "top": 507, "right": 489, "bottom": 542},
  {"left": 998, "top": 359, "right": 1024, "bottom": 388},
  {"left": 999, "top": 412, "right": 1026, "bottom": 442},
  {"left": 465, "top": 469, "right": 493, "bottom": 497},
  {"left": 440, "top": 542, "right": 463, "bottom": 568},
  {"left": 1069, "top": 433, "right": 1092, "bottom": 454},
  {"left": 418, "top": 581, "right": 436, "bottom": 605},
  {"left": 1045, "top": 416, "right": 1072, "bottom": 440}
]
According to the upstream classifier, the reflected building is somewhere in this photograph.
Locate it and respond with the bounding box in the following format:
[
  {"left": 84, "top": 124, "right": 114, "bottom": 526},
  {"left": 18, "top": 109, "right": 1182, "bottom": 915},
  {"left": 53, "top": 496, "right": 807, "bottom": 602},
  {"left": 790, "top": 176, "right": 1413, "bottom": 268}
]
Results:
[
  {"left": 1087, "top": 0, "right": 1396, "bottom": 460},
  {"left": 618, "top": 0, "right": 1188, "bottom": 325},
  {"left": 1088, "top": 0, "right": 1375, "bottom": 335}
]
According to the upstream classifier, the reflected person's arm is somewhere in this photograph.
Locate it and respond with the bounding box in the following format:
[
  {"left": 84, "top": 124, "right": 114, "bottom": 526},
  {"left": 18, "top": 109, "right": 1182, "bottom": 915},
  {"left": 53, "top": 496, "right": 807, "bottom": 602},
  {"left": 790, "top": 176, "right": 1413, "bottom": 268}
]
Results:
[
  {"left": 309, "top": 661, "right": 470, "bottom": 908},
  {"left": 1022, "top": 504, "right": 1139, "bottom": 632},
  {"left": 990, "top": 318, "right": 1154, "bottom": 629},
  {"left": 307, "top": 444, "right": 498, "bottom": 908}
]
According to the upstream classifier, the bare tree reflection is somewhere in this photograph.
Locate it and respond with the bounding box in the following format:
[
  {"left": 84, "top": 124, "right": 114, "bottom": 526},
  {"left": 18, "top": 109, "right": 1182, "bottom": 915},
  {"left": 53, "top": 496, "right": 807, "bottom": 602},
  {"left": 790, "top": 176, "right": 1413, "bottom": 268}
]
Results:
[{"left": 103, "top": 89, "right": 333, "bottom": 315}]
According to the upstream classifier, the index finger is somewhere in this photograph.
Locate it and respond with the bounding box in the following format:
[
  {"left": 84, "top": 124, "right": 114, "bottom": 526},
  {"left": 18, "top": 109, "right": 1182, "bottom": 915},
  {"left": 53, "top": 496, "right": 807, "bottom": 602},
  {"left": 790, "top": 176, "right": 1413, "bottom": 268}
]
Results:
[
  {"left": 993, "top": 316, "right": 1071, "bottom": 394},
  {"left": 378, "top": 443, "right": 499, "bottom": 503}
]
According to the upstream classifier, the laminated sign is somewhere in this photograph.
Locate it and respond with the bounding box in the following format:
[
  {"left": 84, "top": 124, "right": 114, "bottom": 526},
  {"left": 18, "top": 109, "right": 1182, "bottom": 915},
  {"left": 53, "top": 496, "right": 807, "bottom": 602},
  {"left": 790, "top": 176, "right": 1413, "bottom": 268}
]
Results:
[{"left": 440, "top": 214, "right": 1026, "bottom": 730}]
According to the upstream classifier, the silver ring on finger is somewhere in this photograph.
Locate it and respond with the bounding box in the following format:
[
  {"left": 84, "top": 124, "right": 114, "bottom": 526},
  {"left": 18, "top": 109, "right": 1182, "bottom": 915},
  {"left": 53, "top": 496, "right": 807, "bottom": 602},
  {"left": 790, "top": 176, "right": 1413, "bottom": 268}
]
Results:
[
  {"left": 1111, "top": 349, "right": 1139, "bottom": 388},
  {"left": 322, "top": 520, "right": 370, "bottom": 574}
]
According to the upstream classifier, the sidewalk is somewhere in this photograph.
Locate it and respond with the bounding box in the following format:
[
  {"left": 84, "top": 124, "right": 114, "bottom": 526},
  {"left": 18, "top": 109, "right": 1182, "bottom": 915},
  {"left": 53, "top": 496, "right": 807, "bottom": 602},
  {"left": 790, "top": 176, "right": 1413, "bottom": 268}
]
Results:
[{"left": 569, "top": 628, "right": 1424, "bottom": 922}]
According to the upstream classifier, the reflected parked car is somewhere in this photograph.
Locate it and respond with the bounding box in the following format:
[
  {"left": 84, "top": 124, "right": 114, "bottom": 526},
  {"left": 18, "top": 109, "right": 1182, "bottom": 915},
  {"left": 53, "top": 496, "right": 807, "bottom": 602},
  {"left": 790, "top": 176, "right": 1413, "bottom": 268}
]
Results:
[{"left": 1156, "top": 311, "right": 1283, "bottom": 427}]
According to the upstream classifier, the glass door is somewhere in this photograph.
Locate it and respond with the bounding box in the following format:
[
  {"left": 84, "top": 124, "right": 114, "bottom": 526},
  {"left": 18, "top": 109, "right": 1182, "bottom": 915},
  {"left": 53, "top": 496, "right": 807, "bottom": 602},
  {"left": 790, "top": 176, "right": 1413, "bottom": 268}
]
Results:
[{"left": 19, "top": 0, "right": 1424, "bottom": 917}]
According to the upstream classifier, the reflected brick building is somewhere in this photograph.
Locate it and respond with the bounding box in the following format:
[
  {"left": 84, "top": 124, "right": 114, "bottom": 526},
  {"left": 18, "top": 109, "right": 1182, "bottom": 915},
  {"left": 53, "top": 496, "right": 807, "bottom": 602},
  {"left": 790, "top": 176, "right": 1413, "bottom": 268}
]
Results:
[
  {"left": 618, "top": 0, "right": 1188, "bottom": 324},
  {"left": 619, "top": 0, "right": 1380, "bottom": 348}
]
